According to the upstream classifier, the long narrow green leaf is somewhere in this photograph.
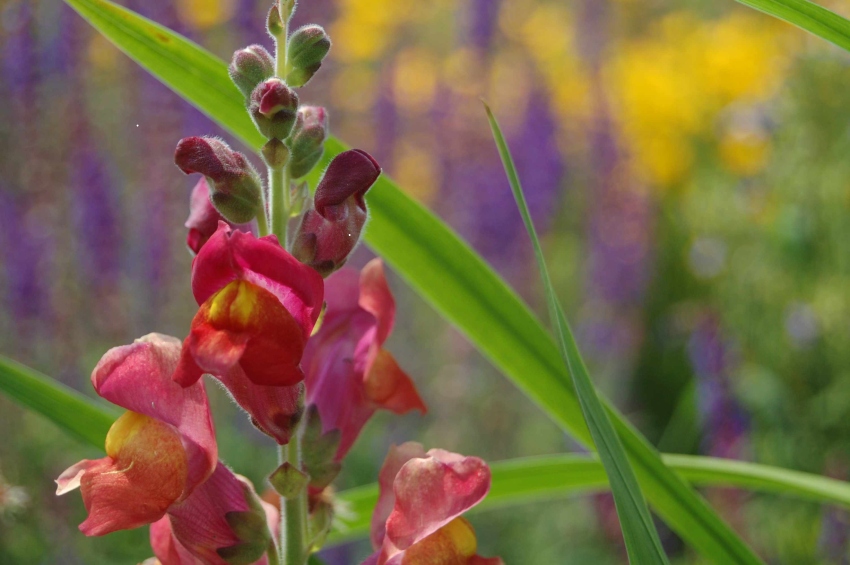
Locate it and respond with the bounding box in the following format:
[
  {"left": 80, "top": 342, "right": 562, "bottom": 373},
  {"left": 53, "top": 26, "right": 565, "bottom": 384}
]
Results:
[
  {"left": 330, "top": 453, "right": 850, "bottom": 545},
  {"left": 735, "top": 0, "right": 850, "bottom": 52},
  {"left": 0, "top": 355, "right": 118, "bottom": 447},
  {"left": 61, "top": 1, "right": 761, "bottom": 561},
  {"left": 485, "top": 103, "right": 668, "bottom": 564}
]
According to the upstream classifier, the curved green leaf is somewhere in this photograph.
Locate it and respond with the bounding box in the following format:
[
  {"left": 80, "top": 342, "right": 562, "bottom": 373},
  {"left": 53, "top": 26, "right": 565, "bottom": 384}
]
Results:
[
  {"left": 486, "top": 103, "right": 668, "bottom": 563},
  {"left": 0, "top": 355, "right": 118, "bottom": 447},
  {"left": 735, "top": 0, "right": 850, "bottom": 52},
  {"left": 330, "top": 453, "right": 850, "bottom": 545}
]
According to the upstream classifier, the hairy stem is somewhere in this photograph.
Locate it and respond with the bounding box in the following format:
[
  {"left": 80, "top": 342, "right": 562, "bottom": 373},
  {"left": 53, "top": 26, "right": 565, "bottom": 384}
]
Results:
[
  {"left": 256, "top": 202, "right": 270, "bottom": 237},
  {"left": 279, "top": 418, "right": 308, "bottom": 565},
  {"left": 269, "top": 165, "right": 288, "bottom": 245}
]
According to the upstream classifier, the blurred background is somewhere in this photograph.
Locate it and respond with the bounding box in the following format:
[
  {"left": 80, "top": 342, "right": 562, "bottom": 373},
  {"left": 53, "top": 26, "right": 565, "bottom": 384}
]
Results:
[{"left": 2, "top": 0, "right": 850, "bottom": 562}]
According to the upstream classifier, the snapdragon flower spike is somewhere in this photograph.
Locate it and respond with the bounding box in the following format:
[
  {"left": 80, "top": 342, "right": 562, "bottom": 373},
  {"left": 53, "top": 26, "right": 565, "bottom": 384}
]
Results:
[
  {"left": 292, "top": 149, "right": 381, "bottom": 276},
  {"left": 174, "top": 223, "right": 323, "bottom": 442},
  {"left": 304, "top": 259, "right": 425, "bottom": 462},
  {"left": 56, "top": 334, "right": 217, "bottom": 536},
  {"left": 365, "top": 443, "right": 502, "bottom": 565},
  {"left": 150, "top": 463, "right": 279, "bottom": 565},
  {"left": 175, "top": 137, "right": 263, "bottom": 224},
  {"left": 185, "top": 178, "right": 254, "bottom": 255}
]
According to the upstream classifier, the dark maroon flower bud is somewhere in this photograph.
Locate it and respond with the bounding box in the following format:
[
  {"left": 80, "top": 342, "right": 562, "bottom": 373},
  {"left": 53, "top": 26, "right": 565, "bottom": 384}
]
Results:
[
  {"left": 174, "top": 136, "right": 263, "bottom": 224},
  {"left": 229, "top": 44, "right": 274, "bottom": 98},
  {"left": 288, "top": 106, "right": 328, "bottom": 179},
  {"left": 250, "top": 78, "right": 299, "bottom": 140},
  {"left": 292, "top": 149, "right": 381, "bottom": 276},
  {"left": 286, "top": 25, "right": 330, "bottom": 87},
  {"left": 184, "top": 178, "right": 254, "bottom": 255}
]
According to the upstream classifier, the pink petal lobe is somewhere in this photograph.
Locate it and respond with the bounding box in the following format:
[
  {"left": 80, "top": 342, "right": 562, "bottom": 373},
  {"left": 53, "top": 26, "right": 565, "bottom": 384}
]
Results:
[
  {"left": 215, "top": 366, "right": 304, "bottom": 444},
  {"left": 384, "top": 451, "right": 491, "bottom": 550},
  {"left": 359, "top": 259, "right": 395, "bottom": 344},
  {"left": 150, "top": 516, "right": 202, "bottom": 565},
  {"left": 304, "top": 264, "right": 422, "bottom": 462},
  {"left": 91, "top": 333, "right": 217, "bottom": 495},
  {"left": 370, "top": 442, "right": 428, "bottom": 549},
  {"left": 364, "top": 349, "right": 427, "bottom": 415},
  {"left": 56, "top": 459, "right": 96, "bottom": 495},
  {"left": 167, "top": 463, "right": 271, "bottom": 565}
]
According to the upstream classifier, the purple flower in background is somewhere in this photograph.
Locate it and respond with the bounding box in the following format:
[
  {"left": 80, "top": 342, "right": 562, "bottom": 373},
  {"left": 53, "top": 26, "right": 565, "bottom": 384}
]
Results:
[
  {"left": 0, "top": 188, "right": 51, "bottom": 326},
  {"left": 468, "top": 0, "right": 502, "bottom": 53},
  {"left": 71, "top": 148, "right": 121, "bottom": 289},
  {"left": 2, "top": 1, "right": 37, "bottom": 99},
  {"left": 688, "top": 314, "right": 749, "bottom": 460}
]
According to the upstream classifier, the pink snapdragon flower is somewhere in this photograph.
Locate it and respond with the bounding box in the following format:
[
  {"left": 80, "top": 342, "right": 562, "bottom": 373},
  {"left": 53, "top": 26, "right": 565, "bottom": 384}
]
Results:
[
  {"left": 174, "top": 223, "right": 323, "bottom": 443},
  {"left": 365, "top": 442, "right": 502, "bottom": 565},
  {"left": 56, "top": 334, "right": 217, "bottom": 536},
  {"left": 304, "top": 259, "right": 425, "bottom": 461}
]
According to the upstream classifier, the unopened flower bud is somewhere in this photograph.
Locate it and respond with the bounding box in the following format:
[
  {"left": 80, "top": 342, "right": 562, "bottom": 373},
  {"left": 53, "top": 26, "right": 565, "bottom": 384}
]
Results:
[
  {"left": 289, "top": 181, "right": 310, "bottom": 217},
  {"left": 250, "top": 78, "right": 299, "bottom": 140},
  {"left": 286, "top": 25, "right": 330, "bottom": 87},
  {"left": 292, "top": 149, "right": 381, "bottom": 276},
  {"left": 174, "top": 136, "right": 263, "bottom": 224},
  {"left": 267, "top": 0, "right": 295, "bottom": 37},
  {"left": 229, "top": 44, "right": 274, "bottom": 98},
  {"left": 288, "top": 106, "right": 328, "bottom": 179},
  {"left": 185, "top": 178, "right": 253, "bottom": 254},
  {"left": 262, "top": 138, "right": 290, "bottom": 169}
]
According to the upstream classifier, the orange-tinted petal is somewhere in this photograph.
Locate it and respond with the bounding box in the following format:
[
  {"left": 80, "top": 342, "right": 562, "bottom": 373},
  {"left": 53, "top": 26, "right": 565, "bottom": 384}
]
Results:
[
  {"left": 364, "top": 349, "right": 426, "bottom": 415},
  {"left": 78, "top": 412, "right": 188, "bottom": 536},
  {"left": 187, "top": 280, "right": 306, "bottom": 386}
]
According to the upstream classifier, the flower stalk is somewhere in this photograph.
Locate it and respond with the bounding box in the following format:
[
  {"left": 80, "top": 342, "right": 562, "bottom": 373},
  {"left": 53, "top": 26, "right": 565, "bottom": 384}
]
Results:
[{"left": 280, "top": 420, "right": 308, "bottom": 565}]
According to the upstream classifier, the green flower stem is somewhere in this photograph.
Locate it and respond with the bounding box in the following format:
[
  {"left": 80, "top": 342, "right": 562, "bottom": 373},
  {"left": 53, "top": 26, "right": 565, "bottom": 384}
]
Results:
[
  {"left": 279, "top": 422, "right": 308, "bottom": 565},
  {"left": 256, "top": 203, "right": 270, "bottom": 237},
  {"left": 269, "top": 165, "right": 289, "bottom": 245}
]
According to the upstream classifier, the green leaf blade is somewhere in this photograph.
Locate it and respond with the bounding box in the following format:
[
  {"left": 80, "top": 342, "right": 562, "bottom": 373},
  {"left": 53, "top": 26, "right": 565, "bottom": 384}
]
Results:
[
  {"left": 0, "top": 355, "right": 118, "bottom": 447},
  {"left": 484, "top": 102, "right": 669, "bottom": 564},
  {"left": 735, "top": 0, "right": 850, "bottom": 53}
]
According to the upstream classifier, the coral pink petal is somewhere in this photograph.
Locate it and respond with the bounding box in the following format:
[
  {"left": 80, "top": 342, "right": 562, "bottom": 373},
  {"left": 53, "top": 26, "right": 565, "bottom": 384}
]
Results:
[
  {"left": 91, "top": 333, "right": 217, "bottom": 495},
  {"left": 150, "top": 516, "right": 203, "bottom": 565},
  {"left": 364, "top": 349, "right": 427, "bottom": 415},
  {"left": 168, "top": 463, "right": 269, "bottom": 565},
  {"left": 215, "top": 366, "right": 304, "bottom": 445},
  {"left": 384, "top": 452, "right": 491, "bottom": 550},
  {"left": 56, "top": 460, "right": 97, "bottom": 495},
  {"left": 323, "top": 268, "right": 363, "bottom": 315},
  {"left": 370, "top": 442, "right": 428, "bottom": 549},
  {"left": 77, "top": 457, "right": 175, "bottom": 536},
  {"left": 359, "top": 259, "right": 396, "bottom": 344}
]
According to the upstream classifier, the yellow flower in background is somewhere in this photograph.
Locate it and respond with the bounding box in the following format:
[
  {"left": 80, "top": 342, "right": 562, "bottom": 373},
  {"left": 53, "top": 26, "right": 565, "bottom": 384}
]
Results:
[
  {"left": 176, "top": 0, "right": 235, "bottom": 30},
  {"left": 607, "top": 12, "right": 793, "bottom": 187},
  {"left": 392, "top": 47, "right": 439, "bottom": 115},
  {"left": 499, "top": 0, "right": 591, "bottom": 142},
  {"left": 393, "top": 139, "right": 441, "bottom": 205}
]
